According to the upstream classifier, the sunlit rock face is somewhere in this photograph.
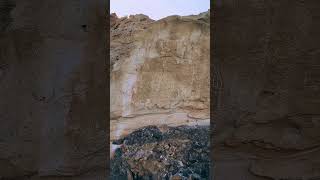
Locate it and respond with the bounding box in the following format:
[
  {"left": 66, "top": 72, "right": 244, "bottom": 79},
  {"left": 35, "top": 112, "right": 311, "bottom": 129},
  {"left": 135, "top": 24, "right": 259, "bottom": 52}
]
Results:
[
  {"left": 0, "top": 0, "right": 107, "bottom": 179},
  {"left": 110, "top": 11, "right": 210, "bottom": 141}
]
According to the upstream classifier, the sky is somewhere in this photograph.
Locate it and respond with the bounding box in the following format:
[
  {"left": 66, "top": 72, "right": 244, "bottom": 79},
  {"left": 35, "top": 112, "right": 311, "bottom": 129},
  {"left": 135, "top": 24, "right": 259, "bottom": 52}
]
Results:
[{"left": 110, "top": 0, "right": 210, "bottom": 20}]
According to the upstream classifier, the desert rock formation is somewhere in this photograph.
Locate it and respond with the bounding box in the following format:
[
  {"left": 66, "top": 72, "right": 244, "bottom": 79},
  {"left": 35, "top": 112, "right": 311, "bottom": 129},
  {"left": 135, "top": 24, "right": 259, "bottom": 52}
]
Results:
[{"left": 110, "top": 11, "right": 210, "bottom": 142}]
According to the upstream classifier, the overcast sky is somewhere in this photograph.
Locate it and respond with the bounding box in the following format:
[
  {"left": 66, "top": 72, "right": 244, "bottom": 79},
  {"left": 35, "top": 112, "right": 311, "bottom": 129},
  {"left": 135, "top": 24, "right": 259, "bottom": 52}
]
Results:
[{"left": 110, "top": 0, "right": 210, "bottom": 20}]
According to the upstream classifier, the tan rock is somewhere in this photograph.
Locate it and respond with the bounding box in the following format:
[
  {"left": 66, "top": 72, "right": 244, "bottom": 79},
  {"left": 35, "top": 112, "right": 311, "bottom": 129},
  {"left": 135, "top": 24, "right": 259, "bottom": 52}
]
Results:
[
  {"left": 188, "top": 110, "right": 210, "bottom": 119},
  {"left": 171, "top": 175, "right": 183, "bottom": 180},
  {"left": 110, "top": 11, "right": 210, "bottom": 120}
]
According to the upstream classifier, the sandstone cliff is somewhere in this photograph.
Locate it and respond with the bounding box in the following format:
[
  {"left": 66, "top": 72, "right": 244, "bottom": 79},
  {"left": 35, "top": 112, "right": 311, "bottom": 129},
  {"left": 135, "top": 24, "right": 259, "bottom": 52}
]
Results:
[{"left": 110, "top": 11, "right": 210, "bottom": 141}]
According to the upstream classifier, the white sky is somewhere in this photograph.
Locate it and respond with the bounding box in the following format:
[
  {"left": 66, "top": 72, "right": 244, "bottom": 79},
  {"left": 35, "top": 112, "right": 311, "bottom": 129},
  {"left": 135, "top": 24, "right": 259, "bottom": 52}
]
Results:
[{"left": 110, "top": 0, "right": 210, "bottom": 20}]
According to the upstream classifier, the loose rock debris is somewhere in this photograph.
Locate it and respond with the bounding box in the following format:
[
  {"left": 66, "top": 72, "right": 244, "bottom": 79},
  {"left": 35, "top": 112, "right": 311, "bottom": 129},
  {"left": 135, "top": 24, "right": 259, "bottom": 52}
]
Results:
[{"left": 111, "top": 125, "right": 210, "bottom": 180}]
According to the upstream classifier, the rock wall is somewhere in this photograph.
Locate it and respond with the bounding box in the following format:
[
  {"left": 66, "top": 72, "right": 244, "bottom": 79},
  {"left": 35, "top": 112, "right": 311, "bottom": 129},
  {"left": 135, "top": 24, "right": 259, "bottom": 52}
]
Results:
[
  {"left": 0, "top": 0, "right": 107, "bottom": 179},
  {"left": 213, "top": 1, "right": 320, "bottom": 179},
  {"left": 110, "top": 12, "right": 210, "bottom": 141}
]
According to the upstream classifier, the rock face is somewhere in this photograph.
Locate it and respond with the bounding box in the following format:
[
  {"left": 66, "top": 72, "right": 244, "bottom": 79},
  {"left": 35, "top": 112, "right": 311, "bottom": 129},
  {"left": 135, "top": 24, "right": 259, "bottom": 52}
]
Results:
[
  {"left": 213, "top": 1, "right": 320, "bottom": 180},
  {"left": 0, "top": 0, "right": 107, "bottom": 179},
  {"left": 110, "top": 13, "right": 154, "bottom": 69},
  {"left": 111, "top": 125, "right": 210, "bottom": 179},
  {"left": 110, "top": 12, "right": 210, "bottom": 142}
]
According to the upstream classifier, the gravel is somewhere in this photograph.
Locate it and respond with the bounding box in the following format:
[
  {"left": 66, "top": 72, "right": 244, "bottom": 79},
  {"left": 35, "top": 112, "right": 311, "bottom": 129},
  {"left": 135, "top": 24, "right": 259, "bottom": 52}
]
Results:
[{"left": 111, "top": 125, "right": 210, "bottom": 180}]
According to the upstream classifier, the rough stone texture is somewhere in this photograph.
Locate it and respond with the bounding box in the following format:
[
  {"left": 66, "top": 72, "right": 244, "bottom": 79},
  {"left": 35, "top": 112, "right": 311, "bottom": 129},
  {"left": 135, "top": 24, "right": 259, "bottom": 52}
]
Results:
[
  {"left": 0, "top": 0, "right": 107, "bottom": 179},
  {"left": 111, "top": 125, "right": 210, "bottom": 179},
  {"left": 110, "top": 13, "right": 154, "bottom": 69},
  {"left": 213, "top": 1, "right": 320, "bottom": 180},
  {"left": 110, "top": 12, "right": 210, "bottom": 143}
]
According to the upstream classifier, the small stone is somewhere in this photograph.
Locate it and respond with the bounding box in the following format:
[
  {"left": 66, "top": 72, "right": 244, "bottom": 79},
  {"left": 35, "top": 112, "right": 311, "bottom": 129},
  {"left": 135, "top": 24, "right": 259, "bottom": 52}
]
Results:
[
  {"left": 171, "top": 174, "right": 183, "bottom": 180},
  {"left": 127, "top": 170, "right": 133, "bottom": 180},
  {"left": 189, "top": 173, "right": 201, "bottom": 180},
  {"left": 177, "top": 160, "right": 184, "bottom": 166}
]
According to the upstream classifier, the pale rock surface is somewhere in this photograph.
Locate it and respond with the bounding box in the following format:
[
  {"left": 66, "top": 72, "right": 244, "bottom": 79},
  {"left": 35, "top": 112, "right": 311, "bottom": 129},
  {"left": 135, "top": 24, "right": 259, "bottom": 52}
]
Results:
[{"left": 110, "top": 11, "right": 210, "bottom": 149}]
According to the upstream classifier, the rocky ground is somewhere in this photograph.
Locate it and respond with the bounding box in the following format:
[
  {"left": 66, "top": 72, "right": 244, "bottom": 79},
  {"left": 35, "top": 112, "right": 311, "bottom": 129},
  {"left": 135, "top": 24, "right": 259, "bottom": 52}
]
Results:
[{"left": 110, "top": 125, "right": 210, "bottom": 180}]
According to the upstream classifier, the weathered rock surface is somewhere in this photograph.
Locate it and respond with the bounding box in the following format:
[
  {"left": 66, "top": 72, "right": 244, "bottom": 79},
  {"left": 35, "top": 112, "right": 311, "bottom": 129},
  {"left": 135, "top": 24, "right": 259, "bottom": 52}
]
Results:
[
  {"left": 0, "top": 0, "right": 107, "bottom": 179},
  {"left": 110, "top": 11, "right": 210, "bottom": 142},
  {"left": 111, "top": 125, "right": 210, "bottom": 179},
  {"left": 110, "top": 113, "right": 210, "bottom": 142},
  {"left": 110, "top": 10, "right": 210, "bottom": 179},
  {"left": 213, "top": 1, "right": 320, "bottom": 179},
  {"left": 110, "top": 13, "right": 154, "bottom": 69}
]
